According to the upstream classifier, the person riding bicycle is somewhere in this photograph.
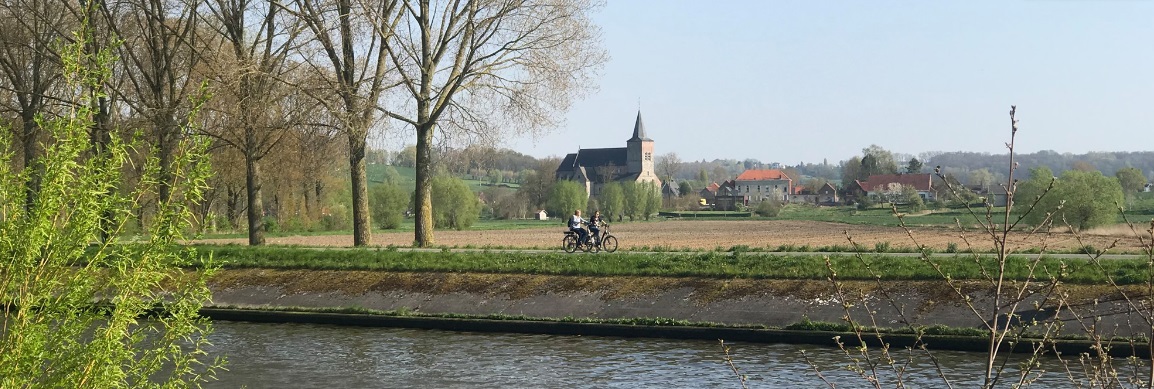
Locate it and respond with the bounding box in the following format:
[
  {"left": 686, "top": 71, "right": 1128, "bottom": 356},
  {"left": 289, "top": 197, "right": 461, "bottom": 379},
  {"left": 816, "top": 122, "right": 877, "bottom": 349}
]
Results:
[
  {"left": 568, "top": 209, "right": 590, "bottom": 246},
  {"left": 588, "top": 210, "right": 604, "bottom": 246}
]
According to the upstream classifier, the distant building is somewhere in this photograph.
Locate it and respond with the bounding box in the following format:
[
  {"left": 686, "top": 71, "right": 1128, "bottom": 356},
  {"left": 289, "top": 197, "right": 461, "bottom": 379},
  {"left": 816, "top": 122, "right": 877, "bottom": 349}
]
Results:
[
  {"left": 734, "top": 169, "right": 794, "bottom": 204},
  {"left": 555, "top": 111, "right": 662, "bottom": 197},
  {"left": 535, "top": 210, "right": 549, "bottom": 220},
  {"left": 850, "top": 173, "right": 936, "bottom": 202}
]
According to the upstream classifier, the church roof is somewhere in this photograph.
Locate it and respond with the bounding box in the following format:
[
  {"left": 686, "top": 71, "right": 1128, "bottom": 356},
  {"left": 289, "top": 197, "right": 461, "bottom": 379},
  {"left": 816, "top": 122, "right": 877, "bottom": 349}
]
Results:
[
  {"left": 627, "top": 111, "right": 651, "bottom": 142},
  {"left": 558, "top": 147, "right": 628, "bottom": 172}
]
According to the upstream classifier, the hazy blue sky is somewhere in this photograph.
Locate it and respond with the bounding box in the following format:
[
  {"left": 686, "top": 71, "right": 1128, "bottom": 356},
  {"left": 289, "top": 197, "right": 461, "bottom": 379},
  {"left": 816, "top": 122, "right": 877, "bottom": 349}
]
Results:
[{"left": 504, "top": 0, "right": 1154, "bottom": 165}]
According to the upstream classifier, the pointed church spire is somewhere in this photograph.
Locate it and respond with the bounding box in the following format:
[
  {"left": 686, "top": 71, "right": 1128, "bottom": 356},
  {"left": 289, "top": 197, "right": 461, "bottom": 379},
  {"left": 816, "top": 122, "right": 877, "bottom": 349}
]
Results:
[{"left": 628, "top": 111, "right": 651, "bottom": 142}]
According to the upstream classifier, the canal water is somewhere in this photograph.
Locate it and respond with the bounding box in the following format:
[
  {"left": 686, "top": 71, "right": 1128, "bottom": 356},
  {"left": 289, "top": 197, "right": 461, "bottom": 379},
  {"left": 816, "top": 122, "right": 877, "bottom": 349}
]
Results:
[{"left": 203, "top": 321, "right": 1104, "bottom": 388}]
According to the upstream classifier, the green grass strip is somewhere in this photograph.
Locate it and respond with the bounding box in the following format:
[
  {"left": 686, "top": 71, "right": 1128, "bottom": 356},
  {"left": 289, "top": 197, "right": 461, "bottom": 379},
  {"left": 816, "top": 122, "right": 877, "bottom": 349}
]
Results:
[{"left": 195, "top": 245, "right": 1153, "bottom": 285}]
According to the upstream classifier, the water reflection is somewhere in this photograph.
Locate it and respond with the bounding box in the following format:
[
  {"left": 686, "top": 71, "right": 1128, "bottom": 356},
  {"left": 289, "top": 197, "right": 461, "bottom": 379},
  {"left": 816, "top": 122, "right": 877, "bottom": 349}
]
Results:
[{"left": 204, "top": 321, "right": 1129, "bottom": 388}]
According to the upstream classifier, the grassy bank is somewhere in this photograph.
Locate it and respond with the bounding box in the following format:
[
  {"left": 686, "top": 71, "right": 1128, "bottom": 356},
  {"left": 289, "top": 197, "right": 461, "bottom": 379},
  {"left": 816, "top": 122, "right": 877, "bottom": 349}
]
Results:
[{"left": 197, "top": 245, "right": 1152, "bottom": 285}]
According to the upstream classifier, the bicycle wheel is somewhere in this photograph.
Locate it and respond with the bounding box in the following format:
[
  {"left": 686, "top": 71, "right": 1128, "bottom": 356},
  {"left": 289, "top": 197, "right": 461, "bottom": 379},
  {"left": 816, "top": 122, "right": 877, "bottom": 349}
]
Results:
[
  {"left": 601, "top": 235, "right": 618, "bottom": 253},
  {"left": 579, "top": 236, "right": 593, "bottom": 252},
  {"left": 563, "top": 235, "right": 578, "bottom": 253}
]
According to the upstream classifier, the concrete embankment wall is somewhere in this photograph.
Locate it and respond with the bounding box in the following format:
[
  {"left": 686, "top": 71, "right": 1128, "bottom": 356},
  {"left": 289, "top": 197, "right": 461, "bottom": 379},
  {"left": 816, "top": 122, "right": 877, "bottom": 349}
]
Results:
[{"left": 206, "top": 269, "right": 1149, "bottom": 356}]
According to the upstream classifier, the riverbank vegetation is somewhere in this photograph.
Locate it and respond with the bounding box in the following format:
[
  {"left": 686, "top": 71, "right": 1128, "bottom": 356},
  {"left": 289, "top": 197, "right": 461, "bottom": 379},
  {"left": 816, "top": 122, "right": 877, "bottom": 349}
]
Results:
[{"left": 196, "top": 245, "right": 1152, "bottom": 285}]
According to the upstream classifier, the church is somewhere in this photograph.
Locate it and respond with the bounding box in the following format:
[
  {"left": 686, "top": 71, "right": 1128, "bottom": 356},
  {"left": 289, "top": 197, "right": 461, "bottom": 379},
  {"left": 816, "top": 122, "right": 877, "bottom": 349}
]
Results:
[{"left": 554, "top": 111, "right": 662, "bottom": 197}]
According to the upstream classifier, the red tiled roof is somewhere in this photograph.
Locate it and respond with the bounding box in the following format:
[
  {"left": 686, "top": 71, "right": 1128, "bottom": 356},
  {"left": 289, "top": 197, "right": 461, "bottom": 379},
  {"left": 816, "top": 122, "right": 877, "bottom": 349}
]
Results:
[
  {"left": 859, "top": 174, "right": 933, "bottom": 192},
  {"left": 735, "top": 169, "right": 792, "bottom": 181},
  {"left": 706, "top": 182, "right": 720, "bottom": 192}
]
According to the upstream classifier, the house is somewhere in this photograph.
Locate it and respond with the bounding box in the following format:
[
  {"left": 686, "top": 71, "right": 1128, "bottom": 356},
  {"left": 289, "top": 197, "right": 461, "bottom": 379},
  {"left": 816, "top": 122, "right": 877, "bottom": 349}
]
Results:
[
  {"left": 789, "top": 182, "right": 839, "bottom": 205},
  {"left": 714, "top": 180, "right": 742, "bottom": 211},
  {"left": 699, "top": 182, "right": 720, "bottom": 205},
  {"left": 555, "top": 111, "right": 662, "bottom": 197},
  {"left": 734, "top": 169, "right": 793, "bottom": 204},
  {"left": 535, "top": 210, "right": 548, "bottom": 220},
  {"left": 661, "top": 179, "right": 680, "bottom": 202},
  {"left": 854, "top": 173, "right": 936, "bottom": 203}
]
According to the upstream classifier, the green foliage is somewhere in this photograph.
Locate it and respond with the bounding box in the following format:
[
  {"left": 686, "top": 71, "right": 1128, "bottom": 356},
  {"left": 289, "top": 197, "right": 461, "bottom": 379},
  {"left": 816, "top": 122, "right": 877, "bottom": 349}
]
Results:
[
  {"left": 1116, "top": 167, "right": 1147, "bottom": 195},
  {"left": 901, "top": 185, "right": 925, "bottom": 212},
  {"left": 0, "top": 35, "right": 220, "bottom": 386},
  {"left": 599, "top": 182, "right": 624, "bottom": 221},
  {"left": 754, "top": 199, "right": 781, "bottom": 217},
  {"left": 621, "top": 181, "right": 641, "bottom": 220},
  {"left": 431, "top": 175, "right": 480, "bottom": 230},
  {"left": 1017, "top": 167, "right": 1123, "bottom": 231},
  {"left": 370, "top": 182, "right": 410, "bottom": 229},
  {"left": 678, "top": 181, "right": 693, "bottom": 198},
  {"left": 546, "top": 180, "right": 587, "bottom": 217},
  {"left": 641, "top": 181, "right": 661, "bottom": 220}
]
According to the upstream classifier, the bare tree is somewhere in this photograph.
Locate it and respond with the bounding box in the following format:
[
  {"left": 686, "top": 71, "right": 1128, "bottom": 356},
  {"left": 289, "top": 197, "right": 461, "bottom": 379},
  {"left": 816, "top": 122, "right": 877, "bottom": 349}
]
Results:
[
  {"left": 382, "top": 0, "right": 607, "bottom": 247},
  {"left": 0, "top": 0, "right": 72, "bottom": 209},
  {"left": 655, "top": 152, "right": 681, "bottom": 182},
  {"left": 201, "top": 0, "right": 305, "bottom": 245},
  {"left": 288, "top": 0, "right": 402, "bottom": 246},
  {"left": 96, "top": 0, "right": 206, "bottom": 208}
]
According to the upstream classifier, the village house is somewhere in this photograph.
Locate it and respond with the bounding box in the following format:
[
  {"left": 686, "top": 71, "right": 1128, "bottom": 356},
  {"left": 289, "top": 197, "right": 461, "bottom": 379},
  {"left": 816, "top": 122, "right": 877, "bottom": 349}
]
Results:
[
  {"left": 554, "top": 112, "right": 662, "bottom": 197},
  {"left": 847, "top": 173, "right": 936, "bottom": 203},
  {"left": 790, "top": 182, "right": 840, "bottom": 205},
  {"left": 734, "top": 169, "right": 793, "bottom": 204}
]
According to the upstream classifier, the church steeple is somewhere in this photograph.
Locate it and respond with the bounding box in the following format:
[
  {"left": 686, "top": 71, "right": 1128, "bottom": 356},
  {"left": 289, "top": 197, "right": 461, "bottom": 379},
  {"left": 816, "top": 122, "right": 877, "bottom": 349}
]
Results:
[{"left": 628, "top": 111, "right": 651, "bottom": 142}]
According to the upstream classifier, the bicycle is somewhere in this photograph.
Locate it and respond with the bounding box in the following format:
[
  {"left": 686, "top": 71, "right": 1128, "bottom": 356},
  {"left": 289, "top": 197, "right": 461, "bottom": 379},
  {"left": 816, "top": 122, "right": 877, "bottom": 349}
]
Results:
[
  {"left": 562, "top": 227, "right": 597, "bottom": 253},
  {"left": 590, "top": 223, "right": 618, "bottom": 253}
]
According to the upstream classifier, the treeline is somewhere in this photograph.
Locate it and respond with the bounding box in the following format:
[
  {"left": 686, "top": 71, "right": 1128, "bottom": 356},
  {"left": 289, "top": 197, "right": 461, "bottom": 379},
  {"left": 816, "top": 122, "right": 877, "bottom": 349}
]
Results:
[
  {"left": 0, "top": 0, "right": 606, "bottom": 247},
  {"left": 924, "top": 150, "right": 1154, "bottom": 182}
]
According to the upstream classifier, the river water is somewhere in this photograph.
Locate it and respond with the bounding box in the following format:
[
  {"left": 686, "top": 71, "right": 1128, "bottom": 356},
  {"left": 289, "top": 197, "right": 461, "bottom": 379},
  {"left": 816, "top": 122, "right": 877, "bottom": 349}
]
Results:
[{"left": 203, "top": 321, "right": 1114, "bottom": 388}]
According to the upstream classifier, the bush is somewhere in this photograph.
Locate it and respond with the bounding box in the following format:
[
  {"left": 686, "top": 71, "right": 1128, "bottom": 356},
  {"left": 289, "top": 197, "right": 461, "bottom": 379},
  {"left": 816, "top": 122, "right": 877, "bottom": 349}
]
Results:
[
  {"left": 431, "top": 175, "right": 480, "bottom": 230},
  {"left": 370, "top": 183, "right": 410, "bottom": 229},
  {"left": 754, "top": 199, "right": 782, "bottom": 217}
]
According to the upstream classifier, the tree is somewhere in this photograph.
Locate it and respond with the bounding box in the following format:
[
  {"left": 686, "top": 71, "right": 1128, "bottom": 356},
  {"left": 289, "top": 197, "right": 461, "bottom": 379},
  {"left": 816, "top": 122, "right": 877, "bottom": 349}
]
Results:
[
  {"left": 968, "top": 168, "right": 995, "bottom": 192},
  {"left": 841, "top": 156, "right": 862, "bottom": 188},
  {"left": 862, "top": 144, "right": 899, "bottom": 175},
  {"left": 430, "top": 175, "right": 480, "bottom": 230},
  {"left": 596, "top": 183, "right": 622, "bottom": 222},
  {"left": 641, "top": 181, "right": 661, "bottom": 220},
  {"left": 0, "top": 0, "right": 70, "bottom": 210},
  {"left": 518, "top": 157, "right": 559, "bottom": 212},
  {"left": 291, "top": 0, "right": 402, "bottom": 246},
  {"left": 1017, "top": 167, "right": 1121, "bottom": 231},
  {"left": 655, "top": 152, "right": 682, "bottom": 181},
  {"left": 546, "top": 180, "right": 587, "bottom": 218},
  {"left": 621, "top": 181, "right": 641, "bottom": 221},
  {"left": 487, "top": 169, "right": 502, "bottom": 185},
  {"left": 201, "top": 0, "right": 305, "bottom": 245},
  {"left": 392, "top": 145, "right": 417, "bottom": 167},
  {"left": 97, "top": 0, "right": 205, "bottom": 210},
  {"left": 370, "top": 183, "right": 410, "bottom": 229},
  {"left": 906, "top": 157, "right": 923, "bottom": 174},
  {"left": 678, "top": 181, "right": 693, "bottom": 198},
  {"left": 697, "top": 168, "right": 708, "bottom": 182},
  {"left": 1, "top": 32, "right": 221, "bottom": 385},
  {"left": 1116, "top": 167, "right": 1147, "bottom": 195},
  {"left": 382, "top": 0, "right": 607, "bottom": 247},
  {"left": 1051, "top": 170, "right": 1123, "bottom": 231},
  {"left": 901, "top": 184, "right": 925, "bottom": 212}
]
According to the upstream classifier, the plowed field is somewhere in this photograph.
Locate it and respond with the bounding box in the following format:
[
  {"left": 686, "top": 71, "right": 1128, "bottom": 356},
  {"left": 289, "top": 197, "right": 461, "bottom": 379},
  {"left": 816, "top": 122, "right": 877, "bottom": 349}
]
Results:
[{"left": 199, "top": 220, "right": 1150, "bottom": 253}]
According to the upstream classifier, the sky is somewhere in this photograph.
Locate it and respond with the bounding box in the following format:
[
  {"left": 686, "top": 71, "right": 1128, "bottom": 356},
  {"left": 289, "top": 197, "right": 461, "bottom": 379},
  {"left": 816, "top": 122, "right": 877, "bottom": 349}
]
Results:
[{"left": 500, "top": 0, "right": 1154, "bottom": 165}]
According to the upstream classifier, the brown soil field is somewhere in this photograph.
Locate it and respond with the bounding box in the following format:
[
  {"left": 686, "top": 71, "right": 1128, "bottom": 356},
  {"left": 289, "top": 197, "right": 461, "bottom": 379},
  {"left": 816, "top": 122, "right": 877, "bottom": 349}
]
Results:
[{"left": 199, "top": 220, "right": 1151, "bottom": 253}]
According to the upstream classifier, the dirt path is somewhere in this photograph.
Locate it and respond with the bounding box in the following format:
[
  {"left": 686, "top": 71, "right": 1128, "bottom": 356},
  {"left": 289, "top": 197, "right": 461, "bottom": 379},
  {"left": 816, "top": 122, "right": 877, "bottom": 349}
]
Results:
[{"left": 198, "top": 220, "right": 1150, "bottom": 253}]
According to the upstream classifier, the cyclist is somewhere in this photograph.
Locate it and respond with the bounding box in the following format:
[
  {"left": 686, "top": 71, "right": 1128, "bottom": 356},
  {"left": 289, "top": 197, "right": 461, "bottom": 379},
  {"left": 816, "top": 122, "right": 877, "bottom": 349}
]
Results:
[
  {"left": 588, "top": 210, "right": 604, "bottom": 246},
  {"left": 568, "top": 209, "right": 589, "bottom": 246}
]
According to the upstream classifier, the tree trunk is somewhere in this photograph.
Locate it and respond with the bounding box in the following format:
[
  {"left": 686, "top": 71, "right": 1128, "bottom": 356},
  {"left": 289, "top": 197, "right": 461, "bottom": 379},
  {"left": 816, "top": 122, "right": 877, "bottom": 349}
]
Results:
[
  {"left": 349, "top": 132, "right": 371, "bottom": 246},
  {"left": 245, "top": 154, "right": 265, "bottom": 245},
  {"left": 413, "top": 124, "right": 435, "bottom": 247},
  {"left": 21, "top": 114, "right": 39, "bottom": 212}
]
